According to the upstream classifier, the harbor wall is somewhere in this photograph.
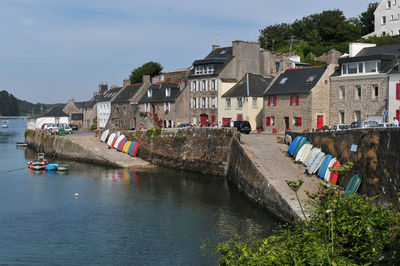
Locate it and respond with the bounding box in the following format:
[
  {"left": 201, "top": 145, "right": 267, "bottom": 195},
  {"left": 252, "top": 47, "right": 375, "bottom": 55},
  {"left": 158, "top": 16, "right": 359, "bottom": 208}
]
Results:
[
  {"left": 122, "top": 127, "right": 236, "bottom": 177},
  {"left": 287, "top": 128, "right": 400, "bottom": 208},
  {"left": 24, "top": 130, "right": 118, "bottom": 167}
]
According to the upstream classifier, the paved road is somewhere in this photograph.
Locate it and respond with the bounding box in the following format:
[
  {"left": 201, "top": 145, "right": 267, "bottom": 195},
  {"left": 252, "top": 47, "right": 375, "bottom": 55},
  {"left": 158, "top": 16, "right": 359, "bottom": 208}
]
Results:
[{"left": 240, "top": 133, "right": 320, "bottom": 218}]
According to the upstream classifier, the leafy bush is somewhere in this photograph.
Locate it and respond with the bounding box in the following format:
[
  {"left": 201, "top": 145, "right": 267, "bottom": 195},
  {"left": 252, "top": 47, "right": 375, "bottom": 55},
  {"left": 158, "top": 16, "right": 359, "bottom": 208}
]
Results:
[
  {"left": 322, "top": 125, "right": 329, "bottom": 131},
  {"left": 146, "top": 129, "right": 154, "bottom": 138},
  {"left": 24, "top": 129, "right": 34, "bottom": 138},
  {"left": 154, "top": 128, "right": 162, "bottom": 136},
  {"left": 215, "top": 186, "right": 400, "bottom": 265},
  {"left": 174, "top": 135, "right": 186, "bottom": 143},
  {"left": 90, "top": 123, "right": 97, "bottom": 131}
]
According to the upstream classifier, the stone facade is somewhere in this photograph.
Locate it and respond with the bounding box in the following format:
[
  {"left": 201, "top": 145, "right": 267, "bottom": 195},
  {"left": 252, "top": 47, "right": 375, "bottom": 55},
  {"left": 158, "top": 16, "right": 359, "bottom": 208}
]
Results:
[
  {"left": 62, "top": 98, "right": 82, "bottom": 127},
  {"left": 330, "top": 75, "right": 388, "bottom": 125},
  {"left": 188, "top": 40, "right": 277, "bottom": 125},
  {"left": 264, "top": 64, "right": 336, "bottom": 133}
]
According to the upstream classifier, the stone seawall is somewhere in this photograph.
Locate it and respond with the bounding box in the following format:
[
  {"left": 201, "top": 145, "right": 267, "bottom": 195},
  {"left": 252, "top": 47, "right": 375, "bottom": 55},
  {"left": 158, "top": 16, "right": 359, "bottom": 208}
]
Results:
[
  {"left": 287, "top": 128, "right": 400, "bottom": 208},
  {"left": 123, "top": 127, "right": 237, "bottom": 177},
  {"left": 25, "top": 130, "right": 118, "bottom": 167},
  {"left": 227, "top": 137, "right": 299, "bottom": 222}
]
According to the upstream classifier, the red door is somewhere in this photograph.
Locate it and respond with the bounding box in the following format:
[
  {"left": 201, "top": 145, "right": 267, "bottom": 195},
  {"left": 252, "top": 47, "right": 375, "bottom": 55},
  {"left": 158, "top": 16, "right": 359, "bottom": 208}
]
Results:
[
  {"left": 317, "top": 115, "right": 323, "bottom": 129},
  {"left": 211, "top": 115, "right": 216, "bottom": 123},
  {"left": 200, "top": 114, "right": 208, "bottom": 126},
  {"left": 222, "top": 118, "right": 231, "bottom": 126},
  {"left": 237, "top": 114, "right": 243, "bottom": 121},
  {"left": 397, "top": 110, "right": 400, "bottom": 121}
]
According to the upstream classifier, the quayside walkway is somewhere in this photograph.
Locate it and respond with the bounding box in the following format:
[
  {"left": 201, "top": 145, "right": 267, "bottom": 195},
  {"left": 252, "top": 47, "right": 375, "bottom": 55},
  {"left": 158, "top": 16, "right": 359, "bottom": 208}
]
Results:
[
  {"left": 239, "top": 133, "right": 320, "bottom": 219},
  {"left": 67, "top": 134, "right": 150, "bottom": 168}
]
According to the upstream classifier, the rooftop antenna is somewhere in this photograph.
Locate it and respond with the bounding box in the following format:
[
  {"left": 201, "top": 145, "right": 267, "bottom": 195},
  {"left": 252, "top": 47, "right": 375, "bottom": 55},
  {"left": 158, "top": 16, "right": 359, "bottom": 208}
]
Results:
[{"left": 285, "top": 35, "right": 298, "bottom": 54}]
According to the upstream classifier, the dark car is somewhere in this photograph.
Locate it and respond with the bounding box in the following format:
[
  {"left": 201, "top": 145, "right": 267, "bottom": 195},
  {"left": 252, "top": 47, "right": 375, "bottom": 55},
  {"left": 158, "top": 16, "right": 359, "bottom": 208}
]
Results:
[
  {"left": 69, "top": 124, "right": 79, "bottom": 131},
  {"left": 233, "top": 120, "right": 251, "bottom": 134},
  {"left": 177, "top": 123, "right": 190, "bottom": 128}
]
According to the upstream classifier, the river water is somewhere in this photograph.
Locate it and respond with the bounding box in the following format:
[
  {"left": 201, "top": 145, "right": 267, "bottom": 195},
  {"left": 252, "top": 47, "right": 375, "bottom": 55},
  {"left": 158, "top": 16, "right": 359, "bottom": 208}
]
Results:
[{"left": 0, "top": 118, "right": 279, "bottom": 265}]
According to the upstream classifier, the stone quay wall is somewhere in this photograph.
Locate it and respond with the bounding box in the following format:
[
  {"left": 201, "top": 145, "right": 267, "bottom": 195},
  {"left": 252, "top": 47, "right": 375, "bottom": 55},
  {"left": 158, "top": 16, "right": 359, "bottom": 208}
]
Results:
[
  {"left": 122, "top": 127, "right": 237, "bottom": 177},
  {"left": 287, "top": 128, "right": 400, "bottom": 208}
]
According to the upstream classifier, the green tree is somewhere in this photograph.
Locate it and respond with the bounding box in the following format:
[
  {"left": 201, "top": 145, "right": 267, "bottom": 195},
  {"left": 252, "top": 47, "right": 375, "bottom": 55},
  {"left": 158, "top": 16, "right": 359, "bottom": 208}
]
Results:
[
  {"left": 359, "top": 2, "right": 379, "bottom": 35},
  {"left": 0, "top": 90, "right": 20, "bottom": 116},
  {"left": 258, "top": 23, "right": 293, "bottom": 51},
  {"left": 129, "top": 61, "right": 163, "bottom": 84}
]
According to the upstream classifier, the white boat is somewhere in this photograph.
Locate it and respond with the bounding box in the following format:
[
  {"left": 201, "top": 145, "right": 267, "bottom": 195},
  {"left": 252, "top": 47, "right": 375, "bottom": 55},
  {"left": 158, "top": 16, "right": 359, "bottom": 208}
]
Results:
[{"left": 2, "top": 124, "right": 8, "bottom": 128}]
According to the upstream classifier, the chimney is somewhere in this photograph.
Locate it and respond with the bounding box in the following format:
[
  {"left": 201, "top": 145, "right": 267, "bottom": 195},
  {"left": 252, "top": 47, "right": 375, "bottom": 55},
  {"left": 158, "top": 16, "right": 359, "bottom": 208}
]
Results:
[
  {"left": 111, "top": 84, "right": 118, "bottom": 89},
  {"left": 98, "top": 83, "right": 108, "bottom": 94},
  {"left": 123, "top": 79, "right": 130, "bottom": 87},
  {"left": 327, "top": 49, "right": 341, "bottom": 65},
  {"left": 212, "top": 44, "right": 220, "bottom": 51},
  {"left": 142, "top": 75, "right": 151, "bottom": 84}
]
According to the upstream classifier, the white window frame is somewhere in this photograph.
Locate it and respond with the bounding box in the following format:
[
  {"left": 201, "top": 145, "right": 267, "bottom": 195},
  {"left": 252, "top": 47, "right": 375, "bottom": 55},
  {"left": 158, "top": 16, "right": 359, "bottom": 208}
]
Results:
[
  {"left": 237, "top": 97, "right": 243, "bottom": 109},
  {"left": 252, "top": 97, "right": 258, "bottom": 107},
  {"left": 372, "top": 85, "right": 379, "bottom": 100},
  {"left": 226, "top": 98, "right": 231, "bottom": 109},
  {"left": 148, "top": 89, "right": 152, "bottom": 98},
  {"left": 355, "top": 85, "right": 361, "bottom": 100},
  {"left": 166, "top": 88, "right": 171, "bottom": 97},
  {"left": 340, "top": 86, "right": 345, "bottom": 101}
]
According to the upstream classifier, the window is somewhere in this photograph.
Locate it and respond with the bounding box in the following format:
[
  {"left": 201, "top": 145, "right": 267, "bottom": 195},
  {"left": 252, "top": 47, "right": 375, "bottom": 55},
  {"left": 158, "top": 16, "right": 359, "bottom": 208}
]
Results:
[
  {"left": 201, "top": 97, "right": 206, "bottom": 108},
  {"left": 340, "top": 111, "right": 345, "bottom": 124},
  {"left": 279, "top": 77, "right": 288, "bottom": 84},
  {"left": 387, "top": 1, "right": 391, "bottom": 8},
  {"left": 165, "top": 88, "right": 171, "bottom": 97},
  {"left": 365, "top": 61, "right": 377, "bottom": 73},
  {"left": 237, "top": 98, "right": 243, "bottom": 108},
  {"left": 382, "top": 16, "right": 387, "bottom": 24},
  {"left": 306, "top": 76, "right": 315, "bottom": 83},
  {"left": 355, "top": 85, "right": 361, "bottom": 100},
  {"left": 340, "top": 86, "right": 345, "bottom": 100},
  {"left": 372, "top": 85, "right": 379, "bottom": 100},
  {"left": 207, "top": 65, "right": 214, "bottom": 74},
  {"left": 342, "top": 64, "right": 347, "bottom": 74},
  {"left": 268, "top": 96, "right": 271, "bottom": 106},
  {"left": 271, "top": 116, "right": 275, "bottom": 125},
  {"left": 252, "top": 97, "right": 258, "bottom": 107},
  {"left": 396, "top": 83, "right": 400, "bottom": 99},
  {"left": 220, "top": 50, "right": 227, "bottom": 55},
  {"left": 382, "top": 31, "right": 386, "bottom": 36},
  {"left": 348, "top": 63, "right": 358, "bottom": 74},
  {"left": 147, "top": 89, "right": 152, "bottom": 98},
  {"left": 293, "top": 117, "right": 302, "bottom": 126},
  {"left": 358, "top": 63, "right": 363, "bottom": 73},
  {"left": 226, "top": 98, "right": 231, "bottom": 108}
]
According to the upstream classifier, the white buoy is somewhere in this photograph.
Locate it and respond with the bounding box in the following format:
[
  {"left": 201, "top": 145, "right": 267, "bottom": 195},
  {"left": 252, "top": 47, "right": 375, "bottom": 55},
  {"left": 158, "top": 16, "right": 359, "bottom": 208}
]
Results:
[{"left": 74, "top": 193, "right": 79, "bottom": 198}]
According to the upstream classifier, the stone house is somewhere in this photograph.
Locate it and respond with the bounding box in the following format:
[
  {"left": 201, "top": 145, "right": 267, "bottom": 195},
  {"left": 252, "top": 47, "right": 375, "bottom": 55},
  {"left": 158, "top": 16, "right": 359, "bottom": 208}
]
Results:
[
  {"left": 188, "top": 40, "right": 277, "bottom": 126},
  {"left": 62, "top": 98, "right": 83, "bottom": 127},
  {"left": 221, "top": 73, "right": 274, "bottom": 129},
  {"left": 264, "top": 64, "right": 337, "bottom": 133},
  {"left": 109, "top": 77, "right": 151, "bottom": 130},
  {"left": 374, "top": 0, "right": 400, "bottom": 36},
  {"left": 330, "top": 43, "right": 399, "bottom": 125},
  {"left": 137, "top": 81, "right": 188, "bottom": 128},
  {"left": 96, "top": 86, "right": 122, "bottom": 129}
]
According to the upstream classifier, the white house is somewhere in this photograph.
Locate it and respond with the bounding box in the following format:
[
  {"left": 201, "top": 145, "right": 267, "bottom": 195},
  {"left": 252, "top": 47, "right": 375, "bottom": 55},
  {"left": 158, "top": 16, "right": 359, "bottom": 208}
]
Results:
[
  {"left": 27, "top": 106, "right": 69, "bottom": 129},
  {"left": 375, "top": 0, "right": 400, "bottom": 36},
  {"left": 388, "top": 60, "right": 400, "bottom": 122},
  {"left": 97, "top": 86, "right": 122, "bottom": 128}
]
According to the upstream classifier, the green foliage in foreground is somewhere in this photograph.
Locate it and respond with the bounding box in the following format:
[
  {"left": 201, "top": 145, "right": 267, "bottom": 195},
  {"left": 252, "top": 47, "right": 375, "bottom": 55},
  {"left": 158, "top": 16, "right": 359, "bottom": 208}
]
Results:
[
  {"left": 215, "top": 187, "right": 400, "bottom": 265},
  {"left": 90, "top": 124, "right": 97, "bottom": 131}
]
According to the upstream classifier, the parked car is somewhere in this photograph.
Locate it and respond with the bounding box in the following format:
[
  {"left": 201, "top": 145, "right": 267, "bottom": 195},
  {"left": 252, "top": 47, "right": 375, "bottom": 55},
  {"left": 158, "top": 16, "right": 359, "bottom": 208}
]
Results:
[
  {"left": 61, "top": 126, "right": 73, "bottom": 134},
  {"left": 378, "top": 123, "right": 393, "bottom": 128},
  {"left": 233, "top": 120, "right": 251, "bottom": 134},
  {"left": 330, "top": 124, "right": 350, "bottom": 131},
  {"left": 350, "top": 120, "right": 379, "bottom": 129},
  {"left": 46, "top": 124, "right": 60, "bottom": 134},
  {"left": 177, "top": 123, "right": 190, "bottom": 128},
  {"left": 69, "top": 124, "right": 79, "bottom": 131}
]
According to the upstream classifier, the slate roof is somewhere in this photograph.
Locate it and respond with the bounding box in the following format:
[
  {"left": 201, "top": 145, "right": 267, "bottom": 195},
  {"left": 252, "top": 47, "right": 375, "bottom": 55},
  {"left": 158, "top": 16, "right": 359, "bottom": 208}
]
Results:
[
  {"left": 112, "top": 83, "right": 143, "bottom": 104},
  {"left": 97, "top": 87, "right": 122, "bottom": 102},
  {"left": 188, "top": 46, "right": 233, "bottom": 78},
  {"left": 222, "top": 73, "right": 274, "bottom": 98},
  {"left": 138, "top": 82, "right": 181, "bottom": 104},
  {"left": 264, "top": 67, "right": 326, "bottom": 96},
  {"left": 30, "top": 106, "right": 68, "bottom": 119},
  {"left": 81, "top": 95, "right": 103, "bottom": 108},
  {"left": 356, "top": 44, "right": 400, "bottom": 57}
]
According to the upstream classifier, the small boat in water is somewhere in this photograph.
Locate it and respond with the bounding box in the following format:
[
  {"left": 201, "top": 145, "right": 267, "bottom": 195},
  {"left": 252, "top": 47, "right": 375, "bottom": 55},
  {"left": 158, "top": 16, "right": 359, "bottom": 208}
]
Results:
[
  {"left": 32, "top": 162, "right": 45, "bottom": 170},
  {"left": 16, "top": 142, "right": 28, "bottom": 147},
  {"left": 45, "top": 164, "right": 58, "bottom": 171},
  {"left": 57, "top": 164, "right": 69, "bottom": 171},
  {"left": 2, "top": 124, "right": 8, "bottom": 128}
]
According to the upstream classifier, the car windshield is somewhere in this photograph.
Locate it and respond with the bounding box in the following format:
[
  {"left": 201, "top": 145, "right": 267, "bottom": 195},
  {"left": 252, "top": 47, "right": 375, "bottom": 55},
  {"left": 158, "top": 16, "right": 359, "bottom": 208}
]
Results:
[
  {"left": 242, "top": 121, "right": 250, "bottom": 127},
  {"left": 351, "top": 121, "right": 361, "bottom": 128}
]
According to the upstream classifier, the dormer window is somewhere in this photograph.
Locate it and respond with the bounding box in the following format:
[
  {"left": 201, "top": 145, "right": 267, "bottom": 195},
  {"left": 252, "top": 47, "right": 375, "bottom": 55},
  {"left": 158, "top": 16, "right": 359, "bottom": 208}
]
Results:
[
  {"left": 220, "top": 50, "right": 227, "bottom": 55},
  {"left": 279, "top": 77, "right": 288, "bottom": 84},
  {"left": 206, "top": 64, "right": 215, "bottom": 74},
  {"left": 341, "top": 61, "right": 380, "bottom": 75},
  {"left": 166, "top": 88, "right": 171, "bottom": 97},
  {"left": 306, "top": 76, "right": 316, "bottom": 83},
  {"left": 148, "top": 89, "right": 152, "bottom": 98}
]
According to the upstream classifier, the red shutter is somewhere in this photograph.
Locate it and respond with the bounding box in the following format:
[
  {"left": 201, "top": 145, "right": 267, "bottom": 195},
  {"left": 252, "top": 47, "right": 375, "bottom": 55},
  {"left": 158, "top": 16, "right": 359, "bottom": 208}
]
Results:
[
  {"left": 296, "top": 95, "right": 300, "bottom": 105},
  {"left": 290, "top": 96, "right": 293, "bottom": 105},
  {"left": 396, "top": 83, "right": 400, "bottom": 99},
  {"left": 297, "top": 117, "right": 302, "bottom": 126},
  {"left": 268, "top": 96, "right": 271, "bottom": 106},
  {"left": 274, "top": 96, "right": 277, "bottom": 106},
  {"left": 266, "top": 116, "right": 271, "bottom": 126},
  {"left": 397, "top": 110, "right": 400, "bottom": 121}
]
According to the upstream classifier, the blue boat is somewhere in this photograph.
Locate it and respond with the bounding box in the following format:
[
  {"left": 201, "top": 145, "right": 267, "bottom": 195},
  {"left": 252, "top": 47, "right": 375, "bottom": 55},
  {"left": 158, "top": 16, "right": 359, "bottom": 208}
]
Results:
[
  {"left": 45, "top": 164, "right": 58, "bottom": 171},
  {"left": 288, "top": 136, "right": 301, "bottom": 154},
  {"left": 128, "top": 141, "right": 136, "bottom": 154}
]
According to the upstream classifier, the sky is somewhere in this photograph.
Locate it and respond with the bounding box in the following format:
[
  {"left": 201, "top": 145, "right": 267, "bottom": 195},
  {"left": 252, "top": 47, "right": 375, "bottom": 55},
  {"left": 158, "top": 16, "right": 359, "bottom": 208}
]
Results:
[{"left": 0, "top": 0, "right": 375, "bottom": 104}]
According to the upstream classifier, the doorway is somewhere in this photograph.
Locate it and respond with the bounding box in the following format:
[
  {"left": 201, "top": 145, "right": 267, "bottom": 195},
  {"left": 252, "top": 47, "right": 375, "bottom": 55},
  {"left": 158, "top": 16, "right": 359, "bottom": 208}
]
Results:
[
  {"left": 200, "top": 114, "right": 209, "bottom": 126},
  {"left": 284, "top": 117, "right": 289, "bottom": 130},
  {"left": 317, "top": 115, "right": 323, "bottom": 129}
]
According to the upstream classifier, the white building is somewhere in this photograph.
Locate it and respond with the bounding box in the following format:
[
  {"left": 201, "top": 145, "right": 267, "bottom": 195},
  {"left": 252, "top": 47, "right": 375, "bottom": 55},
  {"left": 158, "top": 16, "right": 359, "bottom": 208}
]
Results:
[
  {"left": 375, "top": 0, "right": 400, "bottom": 36},
  {"left": 388, "top": 61, "right": 400, "bottom": 122},
  {"left": 97, "top": 86, "right": 122, "bottom": 128},
  {"left": 27, "top": 106, "right": 69, "bottom": 130}
]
